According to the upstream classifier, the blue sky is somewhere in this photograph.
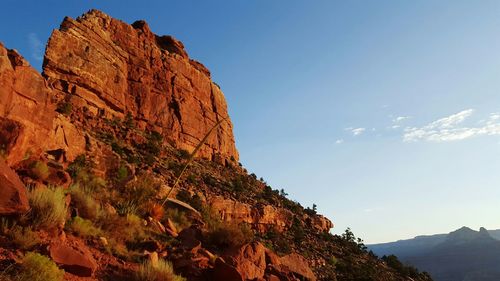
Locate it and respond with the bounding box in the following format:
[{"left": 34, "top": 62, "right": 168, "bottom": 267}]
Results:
[{"left": 2, "top": 1, "right": 500, "bottom": 243}]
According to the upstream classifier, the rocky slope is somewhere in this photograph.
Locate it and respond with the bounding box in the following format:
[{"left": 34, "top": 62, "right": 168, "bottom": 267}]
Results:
[{"left": 0, "top": 10, "right": 432, "bottom": 281}]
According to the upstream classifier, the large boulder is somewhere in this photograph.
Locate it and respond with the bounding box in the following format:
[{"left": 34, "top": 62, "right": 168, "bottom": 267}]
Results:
[
  {"left": 43, "top": 9, "right": 238, "bottom": 161},
  {"left": 223, "top": 242, "right": 267, "bottom": 280},
  {"left": 49, "top": 241, "right": 98, "bottom": 277},
  {"left": 280, "top": 253, "right": 316, "bottom": 281},
  {"left": 212, "top": 257, "right": 243, "bottom": 281},
  {"left": 0, "top": 159, "right": 29, "bottom": 214}
]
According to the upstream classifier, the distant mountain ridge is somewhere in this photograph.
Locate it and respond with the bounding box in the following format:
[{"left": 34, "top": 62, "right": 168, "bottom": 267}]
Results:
[{"left": 369, "top": 227, "right": 500, "bottom": 281}]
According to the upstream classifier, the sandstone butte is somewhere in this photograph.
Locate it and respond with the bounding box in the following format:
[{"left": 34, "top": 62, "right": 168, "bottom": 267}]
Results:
[{"left": 1, "top": 9, "right": 238, "bottom": 167}]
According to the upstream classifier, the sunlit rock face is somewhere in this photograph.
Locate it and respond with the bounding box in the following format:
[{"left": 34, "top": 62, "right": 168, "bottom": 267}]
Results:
[{"left": 43, "top": 9, "right": 239, "bottom": 161}]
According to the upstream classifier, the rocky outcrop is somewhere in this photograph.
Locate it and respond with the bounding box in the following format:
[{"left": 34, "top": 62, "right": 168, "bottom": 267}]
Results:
[
  {"left": 43, "top": 9, "right": 238, "bottom": 161},
  {"left": 0, "top": 42, "right": 85, "bottom": 166},
  {"left": 208, "top": 196, "right": 293, "bottom": 232},
  {"left": 212, "top": 242, "right": 317, "bottom": 281},
  {"left": 308, "top": 214, "right": 334, "bottom": 233},
  {"left": 208, "top": 196, "right": 333, "bottom": 233},
  {"left": 0, "top": 159, "right": 29, "bottom": 214}
]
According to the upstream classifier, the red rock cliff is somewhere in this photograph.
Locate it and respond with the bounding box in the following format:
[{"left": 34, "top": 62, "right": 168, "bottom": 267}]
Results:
[
  {"left": 43, "top": 9, "right": 238, "bottom": 161},
  {"left": 0, "top": 43, "right": 85, "bottom": 165}
]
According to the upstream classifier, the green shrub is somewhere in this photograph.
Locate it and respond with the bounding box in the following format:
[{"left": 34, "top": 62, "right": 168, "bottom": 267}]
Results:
[
  {"left": 206, "top": 222, "right": 254, "bottom": 250},
  {"left": 69, "top": 185, "right": 101, "bottom": 220},
  {"left": 118, "top": 173, "right": 158, "bottom": 215},
  {"left": 98, "top": 213, "right": 149, "bottom": 261},
  {"left": 30, "top": 161, "right": 49, "bottom": 180},
  {"left": 17, "top": 252, "right": 64, "bottom": 281},
  {"left": 178, "top": 149, "right": 190, "bottom": 160},
  {"left": 9, "top": 226, "right": 40, "bottom": 250},
  {"left": 28, "top": 186, "right": 67, "bottom": 229},
  {"left": 66, "top": 217, "right": 101, "bottom": 238},
  {"left": 56, "top": 101, "right": 72, "bottom": 116},
  {"left": 98, "top": 213, "right": 147, "bottom": 244},
  {"left": 329, "top": 256, "right": 338, "bottom": 267},
  {"left": 136, "top": 259, "right": 185, "bottom": 281},
  {"left": 164, "top": 208, "right": 190, "bottom": 231},
  {"left": 116, "top": 164, "right": 129, "bottom": 182},
  {"left": 175, "top": 190, "right": 203, "bottom": 211},
  {"left": 116, "top": 200, "right": 140, "bottom": 216}
]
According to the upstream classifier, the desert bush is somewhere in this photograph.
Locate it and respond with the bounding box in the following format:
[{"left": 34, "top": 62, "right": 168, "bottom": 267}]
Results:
[
  {"left": 56, "top": 101, "right": 72, "bottom": 116},
  {"left": 9, "top": 226, "right": 40, "bottom": 250},
  {"left": 97, "top": 213, "right": 149, "bottom": 261},
  {"left": 69, "top": 185, "right": 101, "bottom": 220},
  {"left": 115, "top": 164, "right": 129, "bottom": 182},
  {"left": 175, "top": 190, "right": 203, "bottom": 211},
  {"left": 99, "top": 213, "right": 147, "bottom": 244},
  {"left": 177, "top": 149, "right": 190, "bottom": 160},
  {"left": 206, "top": 221, "right": 254, "bottom": 250},
  {"left": 135, "top": 259, "right": 185, "bottom": 281},
  {"left": 66, "top": 217, "right": 101, "bottom": 238},
  {"left": 164, "top": 208, "right": 190, "bottom": 231},
  {"left": 28, "top": 186, "right": 67, "bottom": 229},
  {"left": 17, "top": 252, "right": 64, "bottom": 281},
  {"left": 67, "top": 155, "right": 91, "bottom": 178},
  {"left": 30, "top": 161, "right": 49, "bottom": 180},
  {"left": 290, "top": 218, "right": 305, "bottom": 244},
  {"left": 116, "top": 200, "right": 140, "bottom": 216},
  {"left": 121, "top": 173, "right": 158, "bottom": 214}
]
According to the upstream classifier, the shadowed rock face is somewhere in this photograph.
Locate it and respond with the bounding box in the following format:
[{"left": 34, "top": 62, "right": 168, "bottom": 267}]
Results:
[
  {"left": 43, "top": 9, "right": 238, "bottom": 161},
  {"left": 0, "top": 159, "right": 29, "bottom": 215},
  {"left": 0, "top": 42, "right": 86, "bottom": 166}
]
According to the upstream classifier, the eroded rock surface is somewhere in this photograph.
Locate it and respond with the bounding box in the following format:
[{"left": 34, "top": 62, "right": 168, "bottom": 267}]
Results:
[
  {"left": 49, "top": 241, "right": 98, "bottom": 277},
  {"left": 0, "top": 42, "right": 85, "bottom": 165},
  {"left": 0, "top": 159, "right": 29, "bottom": 215},
  {"left": 208, "top": 195, "right": 333, "bottom": 233},
  {"left": 43, "top": 9, "right": 238, "bottom": 161}
]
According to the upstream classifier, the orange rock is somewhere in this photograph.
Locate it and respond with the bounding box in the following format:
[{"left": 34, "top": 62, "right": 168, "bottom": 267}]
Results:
[
  {"left": 208, "top": 196, "right": 294, "bottom": 232},
  {"left": 43, "top": 9, "right": 238, "bottom": 161},
  {"left": 223, "top": 242, "right": 267, "bottom": 280},
  {"left": 49, "top": 242, "right": 98, "bottom": 277},
  {"left": 213, "top": 257, "right": 243, "bottom": 281},
  {"left": 280, "top": 253, "right": 316, "bottom": 281},
  {"left": 309, "top": 214, "right": 334, "bottom": 233},
  {"left": 0, "top": 42, "right": 85, "bottom": 166},
  {"left": 0, "top": 159, "right": 29, "bottom": 214}
]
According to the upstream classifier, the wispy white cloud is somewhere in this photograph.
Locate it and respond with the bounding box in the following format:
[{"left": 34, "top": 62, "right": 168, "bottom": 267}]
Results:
[
  {"left": 393, "top": 116, "right": 410, "bottom": 123},
  {"left": 335, "top": 139, "right": 344, "bottom": 144},
  {"left": 350, "top": 128, "right": 366, "bottom": 136},
  {"left": 28, "top": 33, "right": 44, "bottom": 62},
  {"left": 403, "top": 109, "right": 500, "bottom": 142}
]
